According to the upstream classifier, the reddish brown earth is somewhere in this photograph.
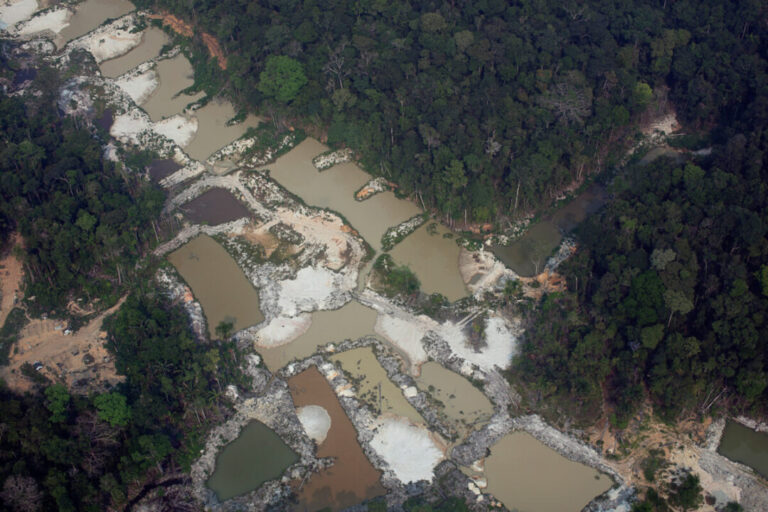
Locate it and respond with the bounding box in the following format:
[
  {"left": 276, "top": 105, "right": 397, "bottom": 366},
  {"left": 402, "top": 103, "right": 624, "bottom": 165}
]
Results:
[{"left": 288, "top": 366, "right": 385, "bottom": 511}]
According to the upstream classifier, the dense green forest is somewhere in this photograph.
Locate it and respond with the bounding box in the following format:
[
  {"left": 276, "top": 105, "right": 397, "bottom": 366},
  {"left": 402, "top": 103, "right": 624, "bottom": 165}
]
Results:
[
  {"left": 139, "top": 0, "right": 765, "bottom": 223},
  {"left": 0, "top": 291, "right": 245, "bottom": 510},
  {"left": 0, "top": 81, "right": 164, "bottom": 313},
  {"left": 517, "top": 126, "right": 768, "bottom": 424}
]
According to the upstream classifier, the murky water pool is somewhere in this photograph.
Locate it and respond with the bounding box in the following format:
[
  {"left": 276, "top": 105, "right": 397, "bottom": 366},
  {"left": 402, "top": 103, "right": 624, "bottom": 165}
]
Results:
[
  {"left": 718, "top": 420, "right": 768, "bottom": 478},
  {"left": 206, "top": 420, "right": 298, "bottom": 502},
  {"left": 258, "top": 302, "right": 377, "bottom": 372},
  {"left": 416, "top": 361, "right": 492, "bottom": 434},
  {"left": 184, "top": 99, "right": 260, "bottom": 161},
  {"left": 483, "top": 431, "right": 612, "bottom": 512},
  {"left": 288, "top": 366, "right": 385, "bottom": 511},
  {"left": 264, "top": 138, "right": 420, "bottom": 252},
  {"left": 167, "top": 234, "right": 263, "bottom": 337},
  {"left": 146, "top": 158, "right": 181, "bottom": 181},
  {"left": 331, "top": 346, "right": 423, "bottom": 425},
  {"left": 388, "top": 222, "right": 467, "bottom": 301},
  {"left": 56, "top": 0, "right": 134, "bottom": 47},
  {"left": 141, "top": 53, "right": 203, "bottom": 121},
  {"left": 492, "top": 184, "right": 605, "bottom": 277},
  {"left": 99, "top": 26, "right": 169, "bottom": 77},
  {"left": 180, "top": 188, "right": 254, "bottom": 226}
]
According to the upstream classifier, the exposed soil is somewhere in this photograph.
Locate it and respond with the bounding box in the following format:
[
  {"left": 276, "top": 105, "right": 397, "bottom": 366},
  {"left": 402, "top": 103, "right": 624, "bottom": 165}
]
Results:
[
  {"left": 180, "top": 187, "right": 254, "bottom": 226},
  {"left": 147, "top": 12, "right": 227, "bottom": 69},
  {"left": 288, "top": 366, "right": 385, "bottom": 511},
  {"left": 0, "top": 233, "right": 24, "bottom": 327},
  {"left": 0, "top": 296, "right": 126, "bottom": 394}
]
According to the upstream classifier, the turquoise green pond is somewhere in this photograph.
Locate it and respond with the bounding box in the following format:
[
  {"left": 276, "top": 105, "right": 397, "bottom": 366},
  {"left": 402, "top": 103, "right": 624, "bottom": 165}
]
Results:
[
  {"left": 207, "top": 421, "right": 298, "bottom": 501},
  {"left": 717, "top": 420, "right": 768, "bottom": 478}
]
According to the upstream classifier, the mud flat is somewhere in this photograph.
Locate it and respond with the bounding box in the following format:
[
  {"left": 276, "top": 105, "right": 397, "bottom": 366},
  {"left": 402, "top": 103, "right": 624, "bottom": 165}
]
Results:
[
  {"left": 99, "top": 26, "right": 169, "bottom": 77},
  {"left": 180, "top": 187, "right": 254, "bottom": 226},
  {"left": 258, "top": 301, "right": 377, "bottom": 372},
  {"left": 331, "top": 346, "right": 423, "bottom": 425},
  {"left": 206, "top": 420, "right": 298, "bottom": 502},
  {"left": 288, "top": 366, "right": 385, "bottom": 511},
  {"left": 482, "top": 431, "right": 612, "bottom": 512},
  {"left": 388, "top": 222, "right": 467, "bottom": 301},
  {"left": 141, "top": 53, "right": 203, "bottom": 121},
  {"left": 56, "top": 0, "right": 134, "bottom": 48},
  {"left": 167, "top": 234, "right": 263, "bottom": 336},
  {"left": 184, "top": 98, "right": 260, "bottom": 161}
]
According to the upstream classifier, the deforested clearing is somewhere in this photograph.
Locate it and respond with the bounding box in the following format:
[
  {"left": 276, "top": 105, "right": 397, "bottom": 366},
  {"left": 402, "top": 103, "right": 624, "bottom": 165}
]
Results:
[{"left": 370, "top": 416, "right": 445, "bottom": 484}]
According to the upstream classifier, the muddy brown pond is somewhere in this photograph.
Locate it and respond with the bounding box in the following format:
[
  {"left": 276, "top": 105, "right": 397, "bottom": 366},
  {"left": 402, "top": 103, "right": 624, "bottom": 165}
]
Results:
[
  {"left": 167, "top": 234, "right": 263, "bottom": 336},
  {"left": 180, "top": 188, "right": 254, "bottom": 226},
  {"left": 482, "top": 431, "right": 612, "bottom": 512},
  {"left": 99, "top": 26, "right": 169, "bottom": 78},
  {"left": 206, "top": 420, "right": 298, "bottom": 502},
  {"left": 288, "top": 366, "right": 385, "bottom": 511},
  {"left": 146, "top": 158, "right": 182, "bottom": 182},
  {"left": 56, "top": 0, "right": 134, "bottom": 48},
  {"left": 717, "top": 420, "right": 768, "bottom": 478}
]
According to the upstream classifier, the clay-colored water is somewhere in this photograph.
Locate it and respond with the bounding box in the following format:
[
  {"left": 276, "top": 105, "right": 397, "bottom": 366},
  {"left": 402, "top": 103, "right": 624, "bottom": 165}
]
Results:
[
  {"left": 388, "top": 222, "right": 467, "bottom": 301},
  {"left": 493, "top": 184, "right": 606, "bottom": 277},
  {"left": 483, "top": 432, "right": 611, "bottom": 512},
  {"left": 718, "top": 420, "right": 768, "bottom": 478},
  {"left": 184, "top": 99, "right": 260, "bottom": 161},
  {"left": 167, "top": 234, "right": 263, "bottom": 337},
  {"left": 181, "top": 188, "right": 254, "bottom": 226},
  {"left": 264, "top": 138, "right": 420, "bottom": 251},
  {"left": 259, "top": 302, "right": 377, "bottom": 372},
  {"left": 288, "top": 366, "right": 385, "bottom": 511},
  {"left": 416, "top": 362, "right": 492, "bottom": 430},
  {"left": 207, "top": 420, "right": 298, "bottom": 502},
  {"left": 99, "top": 26, "right": 169, "bottom": 77},
  {"left": 331, "top": 346, "right": 423, "bottom": 425},
  {"left": 141, "top": 53, "right": 203, "bottom": 121},
  {"left": 56, "top": 0, "right": 134, "bottom": 47}
]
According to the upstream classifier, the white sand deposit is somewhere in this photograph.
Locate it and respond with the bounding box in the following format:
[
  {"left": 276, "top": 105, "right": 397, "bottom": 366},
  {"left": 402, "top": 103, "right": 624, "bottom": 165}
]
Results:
[
  {"left": 15, "top": 7, "right": 70, "bottom": 36},
  {"left": 374, "top": 315, "right": 428, "bottom": 367},
  {"left": 255, "top": 313, "right": 312, "bottom": 348},
  {"left": 296, "top": 405, "right": 331, "bottom": 445},
  {"left": 153, "top": 114, "right": 198, "bottom": 147},
  {"left": 370, "top": 417, "right": 445, "bottom": 483},
  {"left": 110, "top": 110, "right": 151, "bottom": 144},
  {"left": 115, "top": 68, "right": 158, "bottom": 104},
  {"left": 276, "top": 266, "right": 351, "bottom": 317},
  {"left": 71, "top": 23, "right": 143, "bottom": 62},
  {"left": 0, "top": 0, "right": 37, "bottom": 29}
]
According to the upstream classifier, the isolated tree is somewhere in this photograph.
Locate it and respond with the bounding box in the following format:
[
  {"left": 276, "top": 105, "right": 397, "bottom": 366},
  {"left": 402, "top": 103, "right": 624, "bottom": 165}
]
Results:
[
  {"left": 94, "top": 392, "right": 131, "bottom": 428},
  {"left": 44, "top": 384, "right": 70, "bottom": 423},
  {"left": 258, "top": 55, "right": 307, "bottom": 103}
]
